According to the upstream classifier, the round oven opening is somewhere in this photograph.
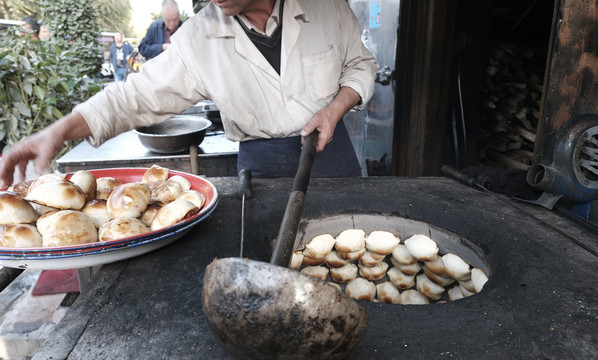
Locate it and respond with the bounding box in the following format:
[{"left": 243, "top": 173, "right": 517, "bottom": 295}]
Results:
[{"left": 291, "top": 214, "right": 491, "bottom": 305}]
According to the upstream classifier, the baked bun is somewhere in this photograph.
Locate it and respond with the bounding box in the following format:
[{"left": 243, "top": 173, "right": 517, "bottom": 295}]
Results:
[
  {"left": 325, "top": 250, "right": 349, "bottom": 268},
  {"left": 337, "top": 247, "right": 366, "bottom": 261},
  {"left": 150, "top": 199, "right": 199, "bottom": 231},
  {"left": 98, "top": 218, "right": 149, "bottom": 241},
  {"left": 335, "top": 229, "right": 365, "bottom": 253},
  {"left": 376, "top": 281, "right": 401, "bottom": 304},
  {"left": 358, "top": 251, "right": 385, "bottom": 267},
  {"left": 442, "top": 253, "right": 471, "bottom": 281},
  {"left": 168, "top": 175, "right": 191, "bottom": 191},
  {"left": 358, "top": 261, "right": 389, "bottom": 281},
  {"left": 391, "top": 244, "right": 417, "bottom": 265},
  {"left": 300, "top": 265, "right": 329, "bottom": 281},
  {"left": 139, "top": 200, "right": 165, "bottom": 227},
  {"left": 175, "top": 190, "right": 205, "bottom": 209},
  {"left": 345, "top": 278, "right": 376, "bottom": 301},
  {"left": 36, "top": 210, "right": 60, "bottom": 237},
  {"left": 301, "top": 256, "right": 326, "bottom": 266},
  {"left": 303, "top": 233, "right": 336, "bottom": 259},
  {"left": 81, "top": 199, "right": 111, "bottom": 228},
  {"left": 42, "top": 210, "right": 98, "bottom": 247},
  {"left": 290, "top": 251, "right": 303, "bottom": 270},
  {"left": 69, "top": 170, "right": 97, "bottom": 202},
  {"left": 96, "top": 177, "right": 123, "bottom": 200},
  {"left": 423, "top": 266, "right": 455, "bottom": 287},
  {"left": 471, "top": 268, "right": 489, "bottom": 293},
  {"left": 389, "top": 256, "right": 422, "bottom": 275},
  {"left": 404, "top": 234, "right": 439, "bottom": 262},
  {"left": 416, "top": 274, "right": 445, "bottom": 301},
  {"left": 0, "top": 224, "right": 43, "bottom": 248},
  {"left": 424, "top": 256, "right": 446, "bottom": 276},
  {"left": 401, "top": 289, "right": 429, "bottom": 305},
  {"left": 329, "top": 263, "right": 358, "bottom": 283},
  {"left": 458, "top": 278, "right": 475, "bottom": 293},
  {"left": 142, "top": 164, "right": 169, "bottom": 183},
  {"left": 147, "top": 180, "right": 183, "bottom": 203},
  {"left": 0, "top": 191, "right": 39, "bottom": 224},
  {"left": 28, "top": 173, "right": 66, "bottom": 192},
  {"left": 26, "top": 179, "right": 86, "bottom": 210},
  {"left": 8, "top": 180, "right": 33, "bottom": 198},
  {"left": 387, "top": 266, "right": 416, "bottom": 289},
  {"left": 107, "top": 183, "right": 152, "bottom": 219},
  {"left": 365, "top": 230, "right": 399, "bottom": 255},
  {"left": 448, "top": 284, "right": 465, "bottom": 301}
]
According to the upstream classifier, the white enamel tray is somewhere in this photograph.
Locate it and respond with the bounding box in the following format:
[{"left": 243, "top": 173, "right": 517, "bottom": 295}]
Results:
[{"left": 0, "top": 168, "right": 218, "bottom": 270}]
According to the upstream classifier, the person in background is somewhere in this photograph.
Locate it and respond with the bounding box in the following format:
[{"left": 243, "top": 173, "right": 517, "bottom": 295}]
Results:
[
  {"left": 109, "top": 32, "right": 134, "bottom": 82},
  {"left": 39, "top": 24, "right": 52, "bottom": 41},
  {"left": 138, "top": 0, "right": 183, "bottom": 58},
  {"left": 0, "top": 0, "right": 378, "bottom": 185},
  {"left": 19, "top": 17, "right": 40, "bottom": 39}
]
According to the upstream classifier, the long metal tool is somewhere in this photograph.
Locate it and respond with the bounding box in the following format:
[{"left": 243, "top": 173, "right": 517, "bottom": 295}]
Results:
[
  {"left": 270, "top": 131, "right": 318, "bottom": 267},
  {"left": 202, "top": 130, "right": 369, "bottom": 360},
  {"left": 441, "top": 165, "right": 598, "bottom": 257},
  {"left": 237, "top": 169, "right": 252, "bottom": 257}
]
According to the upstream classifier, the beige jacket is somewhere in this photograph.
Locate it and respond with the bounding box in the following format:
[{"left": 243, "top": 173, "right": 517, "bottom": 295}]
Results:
[{"left": 76, "top": 0, "right": 378, "bottom": 145}]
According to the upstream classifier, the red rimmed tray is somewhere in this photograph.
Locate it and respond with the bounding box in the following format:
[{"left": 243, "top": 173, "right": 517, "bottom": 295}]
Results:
[{"left": 0, "top": 168, "right": 219, "bottom": 269}]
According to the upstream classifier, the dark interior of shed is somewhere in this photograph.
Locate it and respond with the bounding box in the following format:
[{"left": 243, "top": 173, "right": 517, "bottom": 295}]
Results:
[{"left": 445, "top": 0, "right": 555, "bottom": 171}]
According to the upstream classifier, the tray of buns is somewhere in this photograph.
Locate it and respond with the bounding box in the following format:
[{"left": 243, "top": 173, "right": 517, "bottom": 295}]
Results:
[{"left": 0, "top": 166, "right": 218, "bottom": 270}]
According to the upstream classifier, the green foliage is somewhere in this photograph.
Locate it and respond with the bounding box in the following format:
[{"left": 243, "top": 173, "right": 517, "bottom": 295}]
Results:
[
  {"left": 0, "top": 28, "right": 102, "bottom": 151},
  {"left": 93, "top": 0, "right": 134, "bottom": 36},
  {"left": 0, "top": 0, "right": 41, "bottom": 20},
  {"left": 40, "top": 0, "right": 104, "bottom": 77}
]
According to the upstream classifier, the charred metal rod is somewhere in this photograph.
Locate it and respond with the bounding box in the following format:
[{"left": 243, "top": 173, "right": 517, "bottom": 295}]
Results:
[
  {"left": 441, "top": 165, "right": 598, "bottom": 257},
  {"left": 237, "top": 169, "right": 252, "bottom": 258}
]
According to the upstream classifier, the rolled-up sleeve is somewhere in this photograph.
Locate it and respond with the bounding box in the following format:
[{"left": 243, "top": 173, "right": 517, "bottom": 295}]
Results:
[{"left": 74, "top": 42, "right": 207, "bottom": 147}]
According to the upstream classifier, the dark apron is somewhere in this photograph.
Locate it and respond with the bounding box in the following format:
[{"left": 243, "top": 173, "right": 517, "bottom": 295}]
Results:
[{"left": 237, "top": 120, "right": 361, "bottom": 178}]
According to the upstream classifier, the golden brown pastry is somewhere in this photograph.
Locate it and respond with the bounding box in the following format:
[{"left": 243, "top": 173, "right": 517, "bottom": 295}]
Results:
[
  {"left": 0, "top": 191, "right": 39, "bottom": 224},
  {"left": 150, "top": 199, "right": 199, "bottom": 231},
  {"left": 81, "top": 199, "right": 111, "bottom": 228},
  {"left": 142, "top": 164, "right": 169, "bottom": 183},
  {"left": 98, "top": 218, "right": 149, "bottom": 241},
  {"left": 69, "top": 170, "right": 97, "bottom": 202},
  {"left": 96, "top": 177, "right": 123, "bottom": 200},
  {"left": 42, "top": 210, "right": 97, "bottom": 247},
  {"left": 107, "top": 183, "right": 152, "bottom": 219},
  {"left": 25, "top": 179, "right": 86, "bottom": 211},
  {"left": 175, "top": 190, "right": 206, "bottom": 209},
  {"left": 147, "top": 180, "right": 183, "bottom": 203},
  {"left": 0, "top": 224, "right": 43, "bottom": 248}
]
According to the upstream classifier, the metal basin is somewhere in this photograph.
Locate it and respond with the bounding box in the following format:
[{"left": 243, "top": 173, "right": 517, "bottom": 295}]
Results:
[{"left": 133, "top": 115, "right": 212, "bottom": 154}]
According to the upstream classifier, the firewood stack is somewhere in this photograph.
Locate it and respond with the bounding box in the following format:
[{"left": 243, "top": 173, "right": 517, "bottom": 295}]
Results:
[{"left": 478, "top": 39, "right": 545, "bottom": 170}]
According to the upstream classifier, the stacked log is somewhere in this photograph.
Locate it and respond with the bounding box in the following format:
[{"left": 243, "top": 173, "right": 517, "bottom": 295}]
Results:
[{"left": 478, "top": 39, "right": 545, "bottom": 170}]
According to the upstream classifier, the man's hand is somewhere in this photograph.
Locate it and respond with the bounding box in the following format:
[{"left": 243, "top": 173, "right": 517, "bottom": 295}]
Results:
[
  {"left": 162, "top": 43, "right": 170, "bottom": 51},
  {"left": 301, "top": 87, "right": 361, "bottom": 152},
  {"left": 0, "top": 112, "right": 91, "bottom": 187}
]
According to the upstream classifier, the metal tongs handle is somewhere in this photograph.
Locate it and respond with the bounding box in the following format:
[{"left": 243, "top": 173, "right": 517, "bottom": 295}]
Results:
[
  {"left": 270, "top": 131, "right": 318, "bottom": 267},
  {"left": 238, "top": 169, "right": 252, "bottom": 257}
]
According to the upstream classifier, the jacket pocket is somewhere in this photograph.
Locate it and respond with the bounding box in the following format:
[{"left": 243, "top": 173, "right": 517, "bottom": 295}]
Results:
[{"left": 301, "top": 46, "right": 341, "bottom": 100}]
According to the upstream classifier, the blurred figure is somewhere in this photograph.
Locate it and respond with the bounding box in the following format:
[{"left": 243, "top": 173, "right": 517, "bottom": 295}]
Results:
[
  {"left": 108, "top": 32, "right": 134, "bottom": 82},
  {"left": 138, "top": 0, "right": 183, "bottom": 58},
  {"left": 19, "top": 17, "right": 40, "bottom": 39},
  {"left": 39, "top": 24, "right": 52, "bottom": 41}
]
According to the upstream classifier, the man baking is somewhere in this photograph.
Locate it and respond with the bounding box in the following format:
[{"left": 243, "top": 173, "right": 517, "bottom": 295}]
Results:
[
  {"left": 138, "top": 0, "right": 184, "bottom": 58},
  {"left": 0, "top": 0, "right": 378, "bottom": 186}
]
